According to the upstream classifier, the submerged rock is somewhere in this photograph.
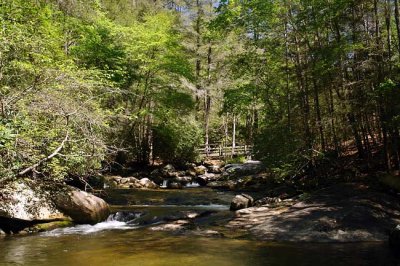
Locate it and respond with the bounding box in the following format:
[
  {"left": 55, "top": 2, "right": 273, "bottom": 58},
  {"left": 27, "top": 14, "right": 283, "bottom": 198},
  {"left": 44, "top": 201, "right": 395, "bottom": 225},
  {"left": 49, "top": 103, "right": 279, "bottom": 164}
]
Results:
[
  {"left": 230, "top": 194, "right": 254, "bottom": 211},
  {"left": 150, "top": 220, "right": 190, "bottom": 232},
  {"left": 191, "top": 229, "right": 223, "bottom": 237}
]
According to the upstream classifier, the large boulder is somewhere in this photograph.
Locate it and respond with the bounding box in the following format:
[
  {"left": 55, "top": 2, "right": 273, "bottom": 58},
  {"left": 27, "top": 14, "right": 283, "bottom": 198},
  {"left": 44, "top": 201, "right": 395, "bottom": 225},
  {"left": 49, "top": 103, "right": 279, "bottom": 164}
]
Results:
[
  {"left": 230, "top": 194, "right": 254, "bottom": 211},
  {"left": 161, "top": 164, "right": 178, "bottom": 178},
  {"left": 139, "top": 178, "right": 158, "bottom": 189},
  {"left": 204, "top": 160, "right": 225, "bottom": 174},
  {"left": 54, "top": 187, "right": 110, "bottom": 224},
  {"left": 208, "top": 165, "right": 222, "bottom": 174},
  {"left": 174, "top": 176, "right": 192, "bottom": 184},
  {"left": 194, "top": 165, "right": 207, "bottom": 175},
  {"left": 224, "top": 161, "right": 264, "bottom": 177},
  {"left": 0, "top": 180, "right": 110, "bottom": 233},
  {"left": 0, "top": 181, "right": 70, "bottom": 234},
  {"left": 206, "top": 181, "right": 236, "bottom": 190},
  {"left": 196, "top": 173, "right": 219, "bottom": 186},
  {"left": 0, "top": 181, "right": 66, "bottom": 221}
]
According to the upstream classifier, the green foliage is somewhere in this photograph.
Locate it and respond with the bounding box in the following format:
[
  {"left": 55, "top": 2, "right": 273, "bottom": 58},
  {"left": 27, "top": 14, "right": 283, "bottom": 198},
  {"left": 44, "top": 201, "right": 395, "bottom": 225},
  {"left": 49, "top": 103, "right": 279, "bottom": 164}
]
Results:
[
  {"left": 0, "top": 0, "right": 199, "bottom": 179},
  {"left": 6, "top": 0, "right": 400, "bottom": 182},
  {"left": 255, "top": 124, "right": 302, "bottom": 168},
  {"left": 153, "top": 117, "right": 201, "bottom": 164},
  {"left": 226, "top": 155, "right": 246, "bottom": 164}
]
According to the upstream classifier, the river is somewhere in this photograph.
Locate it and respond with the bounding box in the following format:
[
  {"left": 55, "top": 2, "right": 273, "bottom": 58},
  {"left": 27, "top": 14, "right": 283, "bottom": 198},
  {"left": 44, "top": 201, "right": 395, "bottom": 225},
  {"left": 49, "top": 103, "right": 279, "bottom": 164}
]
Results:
[{"left": 0, "top": 187, "right": 398, "bottom": 266}]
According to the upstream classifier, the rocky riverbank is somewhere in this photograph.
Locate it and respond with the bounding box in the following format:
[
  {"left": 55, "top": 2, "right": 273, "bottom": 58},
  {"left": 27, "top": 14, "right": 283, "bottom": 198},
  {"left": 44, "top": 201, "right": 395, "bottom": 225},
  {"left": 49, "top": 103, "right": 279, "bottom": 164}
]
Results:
[
  {"left": 105, "top": 160, "right": 266, "bottom": 191},
  {"left": 227, "top": 183, "right": 400, "bottom": 242}
]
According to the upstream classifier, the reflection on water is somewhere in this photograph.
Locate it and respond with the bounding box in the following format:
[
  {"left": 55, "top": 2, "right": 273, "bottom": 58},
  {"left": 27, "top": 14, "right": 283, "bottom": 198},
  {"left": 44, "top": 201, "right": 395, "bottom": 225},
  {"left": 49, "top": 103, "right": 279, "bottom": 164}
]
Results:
[
  {"left": 0, "top": 231, "right": 398, "bottom": 266},
  {"left": 102, "top": 187, "right": 236, "bottom": 206},
  {"left": 0, "top": 188, "right": 399, "bottom": 266}
]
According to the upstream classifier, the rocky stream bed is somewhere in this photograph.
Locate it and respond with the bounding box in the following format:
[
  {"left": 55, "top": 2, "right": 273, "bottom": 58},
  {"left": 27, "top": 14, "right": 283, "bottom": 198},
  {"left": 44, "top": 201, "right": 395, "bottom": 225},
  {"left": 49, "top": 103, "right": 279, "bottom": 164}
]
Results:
[{"left": 1, "top": 161, "right": 400, "bottom": 265}]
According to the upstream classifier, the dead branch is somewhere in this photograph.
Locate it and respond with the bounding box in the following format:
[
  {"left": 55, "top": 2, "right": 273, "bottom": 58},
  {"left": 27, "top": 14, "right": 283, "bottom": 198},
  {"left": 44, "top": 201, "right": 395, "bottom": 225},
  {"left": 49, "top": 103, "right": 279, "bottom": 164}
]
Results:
[{"left": 18, "top": 131, "right": 69, "bottom": 176}]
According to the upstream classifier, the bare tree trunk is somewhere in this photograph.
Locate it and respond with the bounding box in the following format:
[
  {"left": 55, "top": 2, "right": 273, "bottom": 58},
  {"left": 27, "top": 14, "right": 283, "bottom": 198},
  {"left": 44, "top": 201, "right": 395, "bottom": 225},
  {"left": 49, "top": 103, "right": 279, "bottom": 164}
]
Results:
[
  {"left": 385, "top": 0, "right": 392, "bottom": 67},
  {"left": 195, "top": 0, "right": 202, "bottom": 118},
  {"left": 232, "top": 114, "right": 236, "bottom": 156},
  {"left": 284, "top": 18, "right": 292, "bottom": 132},
  {"left": 313, "top": 78, "right": 325, "bottom": 151},
  {"left": 394, "top": 0, "right": 400, "bottom": 51},
  {"left": 224, "top": 115, "right": 229, "bottom": 158},
  {"left": 204, "top": 44, "right": 212, "bottom": 154}
]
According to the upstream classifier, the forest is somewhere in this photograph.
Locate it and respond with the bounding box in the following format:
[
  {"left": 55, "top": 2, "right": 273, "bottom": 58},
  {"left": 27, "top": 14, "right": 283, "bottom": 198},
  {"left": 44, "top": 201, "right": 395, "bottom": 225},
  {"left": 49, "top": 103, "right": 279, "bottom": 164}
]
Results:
[
  {"left": 1, "top": 0, "right": 400, "bottom": 181},
  {"left": 1, "top": 1, "right": 400, "bottom": 264}
]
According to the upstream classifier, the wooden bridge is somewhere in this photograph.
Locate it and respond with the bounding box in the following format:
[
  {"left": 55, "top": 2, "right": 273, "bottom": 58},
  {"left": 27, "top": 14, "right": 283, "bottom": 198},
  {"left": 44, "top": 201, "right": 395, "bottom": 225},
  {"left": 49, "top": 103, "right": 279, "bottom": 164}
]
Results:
[{"left": 197, "top": 144, "right": 253, "bottom": 159}]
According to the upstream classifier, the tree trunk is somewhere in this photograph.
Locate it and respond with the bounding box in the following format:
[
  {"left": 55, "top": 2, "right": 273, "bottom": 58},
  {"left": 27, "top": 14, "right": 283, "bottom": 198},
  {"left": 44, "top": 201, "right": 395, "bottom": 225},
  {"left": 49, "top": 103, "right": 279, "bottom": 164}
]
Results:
[
  {"left": 312, "top": 78, "right": 325, "bottom": 151},
  {"left": 195, "top": 0, "right": 202, "bottom": 118},
  {"left": 232, "top": 114, "right": 236, "bottom": 156},
  {"left": 394, "top": 0, "right": 400, "bottom": 51},
  {"left": 204, "top": 44, "right": 212, "bottom": 154}
]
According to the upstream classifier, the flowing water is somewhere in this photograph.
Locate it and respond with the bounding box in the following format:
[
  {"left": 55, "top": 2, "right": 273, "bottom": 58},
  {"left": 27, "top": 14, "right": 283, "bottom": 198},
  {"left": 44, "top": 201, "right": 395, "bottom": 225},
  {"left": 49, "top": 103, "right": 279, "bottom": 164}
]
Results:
[{"left": 0, "top": 187, "right": 399, "bottom": 266}]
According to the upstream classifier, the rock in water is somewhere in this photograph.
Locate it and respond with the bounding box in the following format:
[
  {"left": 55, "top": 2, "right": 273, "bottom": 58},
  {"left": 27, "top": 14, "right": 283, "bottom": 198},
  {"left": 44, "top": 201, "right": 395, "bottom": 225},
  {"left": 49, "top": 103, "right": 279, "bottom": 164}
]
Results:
[
  {"left": 390, "top": 225, "right": 400, "bottom": 248},
  {"left": 167, "top": 182, "right": 183, "bottom": 189},
  {"left": 224, "top": 161, "right": 263, "bottom": 177},
  {"left": 206, "top": 181, "right": 236, "bottom": 190},
  {"left": 230, "top": 194, "right": 254, "bottom": 211},
  {"left": 194, "top": 165, "right": 207, "bottom": 175},
  {"left": 196, "top": 173, "right": 218, "bottom": 186},
  {"left": 107, "top": 211, "right": 144, "bottom": 224},
  {"left": 54, "top": 188, "right": 110, "bottom": 224},
  {"left": 139, "top": 178, "right": 158, "bottom": 189},
  {"left": 0, "top": 180, "right": 109, "bottom": 233},
  {"left": 162, "top": 164, "right": 177, "bottom": 178}
]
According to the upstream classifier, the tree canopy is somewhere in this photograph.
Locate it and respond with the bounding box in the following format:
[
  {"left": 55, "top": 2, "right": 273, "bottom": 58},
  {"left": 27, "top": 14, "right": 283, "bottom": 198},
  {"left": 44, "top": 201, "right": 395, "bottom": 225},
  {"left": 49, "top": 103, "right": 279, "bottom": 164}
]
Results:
[{"left": 1, "top": 0, "right": 400, "bottom": 180}]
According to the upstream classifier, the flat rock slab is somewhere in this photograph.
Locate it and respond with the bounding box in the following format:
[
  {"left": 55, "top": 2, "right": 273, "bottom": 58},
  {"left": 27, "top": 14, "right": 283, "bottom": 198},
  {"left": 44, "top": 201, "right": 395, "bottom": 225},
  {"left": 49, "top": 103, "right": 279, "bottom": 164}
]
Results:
[{"left": 227, "top": 183, "right": 400, "bottom": 242}]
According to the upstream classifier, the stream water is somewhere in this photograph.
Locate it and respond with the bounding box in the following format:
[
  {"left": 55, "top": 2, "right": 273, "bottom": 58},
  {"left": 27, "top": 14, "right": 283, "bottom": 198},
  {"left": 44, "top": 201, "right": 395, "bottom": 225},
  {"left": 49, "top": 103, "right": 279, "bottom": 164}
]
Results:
[{"left": 0, "top": 187, "right": 399, "bottom": 266}]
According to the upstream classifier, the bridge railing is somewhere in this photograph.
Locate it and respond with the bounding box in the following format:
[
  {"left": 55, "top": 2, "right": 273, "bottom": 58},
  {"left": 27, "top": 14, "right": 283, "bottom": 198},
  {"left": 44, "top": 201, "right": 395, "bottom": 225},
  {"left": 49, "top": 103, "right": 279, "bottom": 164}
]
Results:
[{"left": 196, "top": 144, "right": 253, "bottom": 159}]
